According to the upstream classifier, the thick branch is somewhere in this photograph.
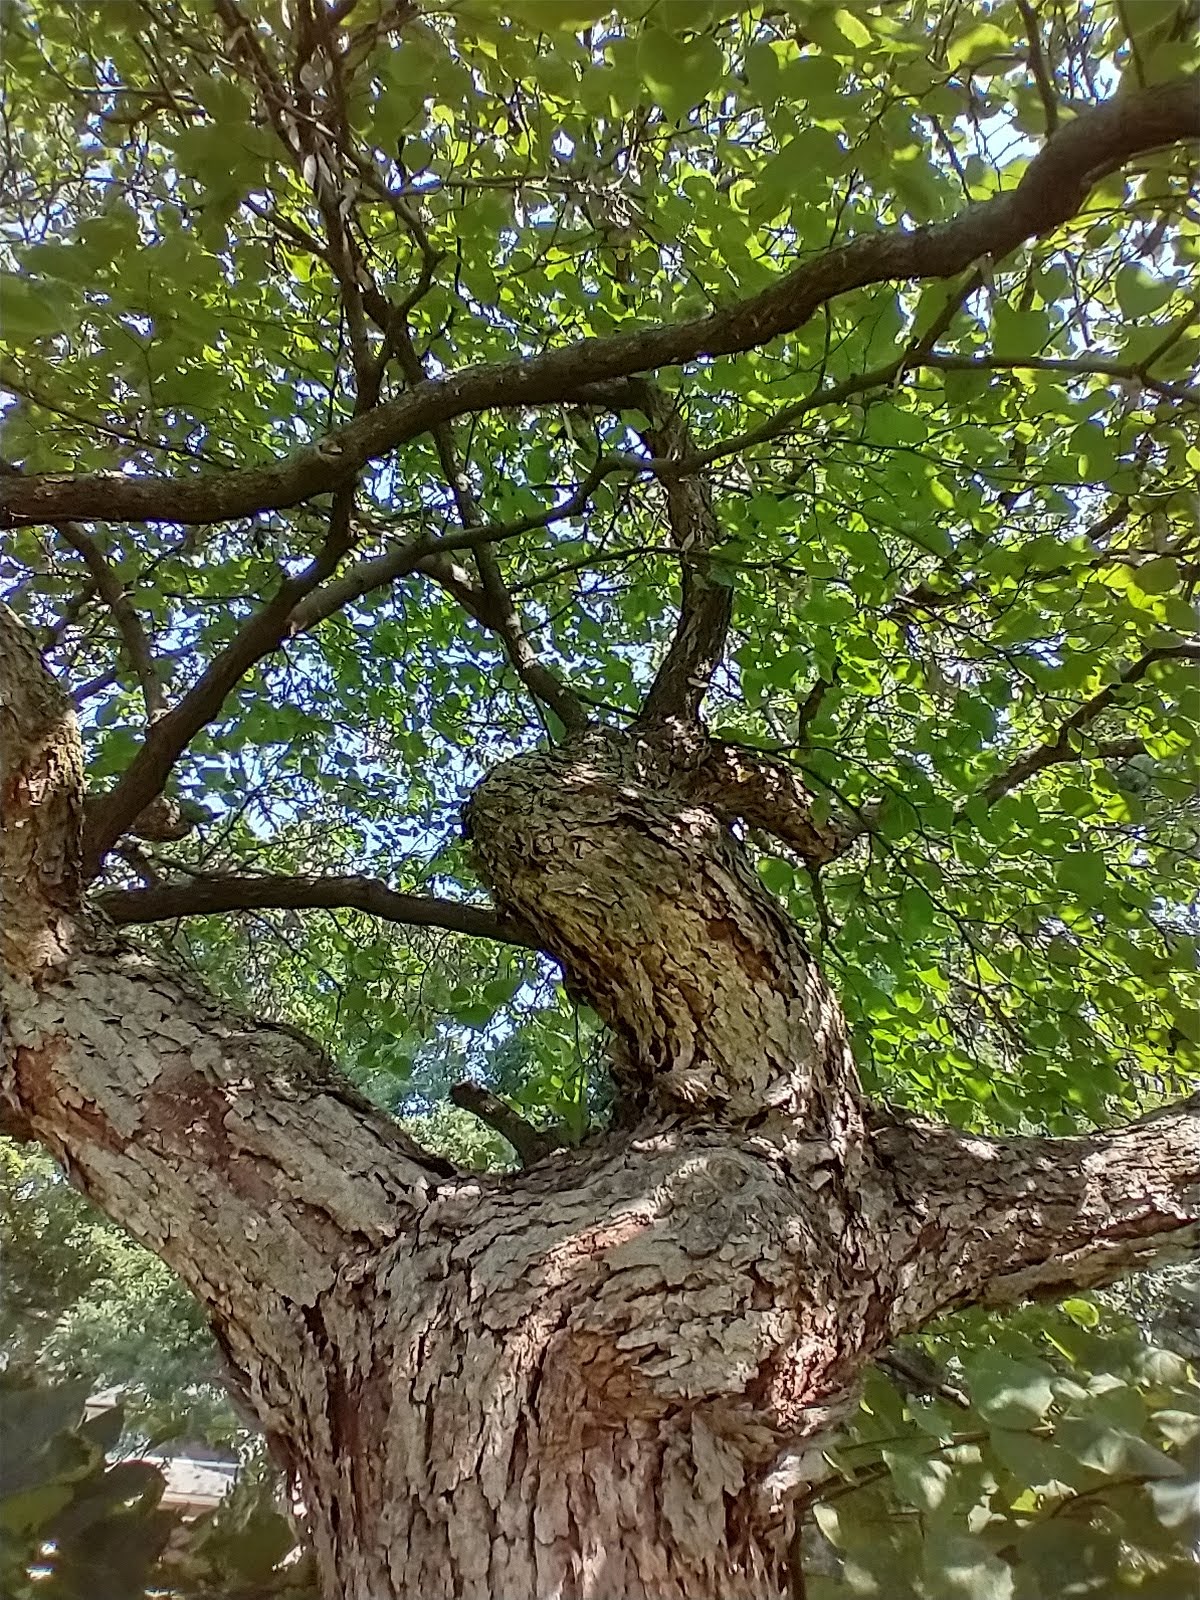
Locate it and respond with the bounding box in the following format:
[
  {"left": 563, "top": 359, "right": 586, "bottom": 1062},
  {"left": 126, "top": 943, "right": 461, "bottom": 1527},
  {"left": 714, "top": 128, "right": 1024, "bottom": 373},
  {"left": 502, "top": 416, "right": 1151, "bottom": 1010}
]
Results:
[
  {"left": 676, "top": 736, "right": 849, "bottom": 866},
  {"left": 1, "top": 608, "right": 450, "bottom": 1303},
  {"left": 875, "top": 1094, "right": 1200, "bottom": 1333},
  {"left": 0, "top": 604, "right": 83, "bottom": 977},
  {"left": 629, "top": 383, "right": 733, "bottom": 727},
  {"left": 96, "top": 872, "right": 541, "bottom": 947},
  {"left": 2, "top": 923, "right": 452, "bottom": 1302},
  {"left": 4, "top": 81, "right": 1195, "bottom": 528},
  {"left": 467, "top": 731, "right": 865, "bottom": 1139}
]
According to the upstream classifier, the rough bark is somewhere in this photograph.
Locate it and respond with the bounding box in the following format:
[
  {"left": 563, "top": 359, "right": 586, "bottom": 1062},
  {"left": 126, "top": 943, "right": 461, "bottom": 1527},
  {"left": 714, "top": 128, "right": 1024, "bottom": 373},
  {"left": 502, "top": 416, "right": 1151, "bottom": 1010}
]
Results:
[
  {"left": 0, "top": 604, "right": 82, "bottom": 981},
  {"left": 3, "top": 614, "right": 1198, "bottom": 1600},
  {"left": 465, "top": 727, "right": 865, "bottom": 1143}
]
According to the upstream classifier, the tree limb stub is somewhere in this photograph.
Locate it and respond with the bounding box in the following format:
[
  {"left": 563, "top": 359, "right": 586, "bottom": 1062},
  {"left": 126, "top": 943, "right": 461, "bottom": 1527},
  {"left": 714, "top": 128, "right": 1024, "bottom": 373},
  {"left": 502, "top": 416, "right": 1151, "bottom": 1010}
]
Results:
[
  {"left": 3, "top": 80, "right": 1195, "bottom": 529},
  {"left": 448, "top": 1080, "right": 563, "bottom": 1166},
  {"left": 684, "top": 737, "right": 850, "bottom": 866}
]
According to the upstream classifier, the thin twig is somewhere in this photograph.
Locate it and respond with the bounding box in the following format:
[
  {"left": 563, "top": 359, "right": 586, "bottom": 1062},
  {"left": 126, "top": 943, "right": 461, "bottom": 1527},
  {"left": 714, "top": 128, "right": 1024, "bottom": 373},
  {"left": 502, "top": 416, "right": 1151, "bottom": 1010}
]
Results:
[
  {"left": 977, "top": 647, "right": 1198, "bottom": 806},
  {"left": 1017, "top": 0, "right": 1060, "bottom": 134},
  {"left": 53, "top": 521, "right": 166, "bottom": 720}
]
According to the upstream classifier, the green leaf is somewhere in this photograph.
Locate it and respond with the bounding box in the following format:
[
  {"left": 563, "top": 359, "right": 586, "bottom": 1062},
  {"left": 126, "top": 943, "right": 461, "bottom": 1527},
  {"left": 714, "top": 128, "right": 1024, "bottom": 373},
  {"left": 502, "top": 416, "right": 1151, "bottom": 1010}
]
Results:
[
  {"left": 1056, "top": 851, "right": 1107, "bottom": 903},
  {"left": 1062, "top": 1297, "right": 1101, "bottom": 1329},
  {"left": 1058, "top": 1418, "right": 1182, "bottom": 1478},
  {"left": 1068, "top": 422, "right": 1117, "bottom": 482},
  {"left": 1016, "top": 1519, "right": 1122, "bottom": 1590},
  {"left": 987, "top": 1426, "right": 1071, "bottom": 1490},
  {"left": 966, "top": 1354, "right": 1056, "bottom": 1427},
  {"left": 948, "top": 22, "right": 1013, "bottom": 71},
  {"left": 866, "top": 403, "right": 927, "bottom": 446},
  {"left": 0, "top": 1482, "right": 75, "bottom": 1536},
  {"left": 922, "top": 1530, "right": 1015, "bottom": 1599},
  {"left": 833, "top": 9, "right": 872, "bottom": 49},
  {"left": 1115, "top": 266, "right": 1177, "bottom": 319},
  {"left": 991, "top": 304, "right": 1050, "bottom": 359},
  {"left": 1131, "top": 556, "right": 1180, "bottom": 595},
  {"left": 636, "top": 28, "right": 722, "bottom": 119},
  {"left": 882, "top": 1447, "right": 954, "bottom": 1511},
  {"left": 0, "top": 272, "right": 74, "bottom": 342}
]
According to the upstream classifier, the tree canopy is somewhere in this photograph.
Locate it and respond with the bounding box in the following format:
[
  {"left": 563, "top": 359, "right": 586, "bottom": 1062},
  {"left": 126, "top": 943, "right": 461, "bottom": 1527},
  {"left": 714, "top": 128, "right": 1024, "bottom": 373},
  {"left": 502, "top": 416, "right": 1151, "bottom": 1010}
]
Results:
[{"left": 1, "top": 1, "right": 1198, "bottom": 1596}]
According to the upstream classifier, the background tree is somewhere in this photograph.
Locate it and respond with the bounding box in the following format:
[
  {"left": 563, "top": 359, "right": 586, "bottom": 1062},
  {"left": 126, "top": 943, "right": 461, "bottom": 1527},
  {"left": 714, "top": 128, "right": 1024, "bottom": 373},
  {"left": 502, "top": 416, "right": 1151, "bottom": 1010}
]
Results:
[{"left": 1, "top": 2, "right": 1198, "bottom": 1597}]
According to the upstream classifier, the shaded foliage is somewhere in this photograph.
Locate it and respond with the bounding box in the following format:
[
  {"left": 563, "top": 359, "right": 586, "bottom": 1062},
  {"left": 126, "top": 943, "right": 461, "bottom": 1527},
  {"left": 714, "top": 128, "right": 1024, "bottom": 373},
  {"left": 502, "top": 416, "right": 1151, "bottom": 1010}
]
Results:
[{"left": 0, "top": 1375, "right": 316, "bottom": 1600}]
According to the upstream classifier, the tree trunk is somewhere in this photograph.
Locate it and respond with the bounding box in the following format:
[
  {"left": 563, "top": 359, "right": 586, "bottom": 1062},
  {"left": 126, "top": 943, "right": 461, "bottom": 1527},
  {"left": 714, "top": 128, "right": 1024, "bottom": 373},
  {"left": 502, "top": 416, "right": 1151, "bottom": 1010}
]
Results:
[{"left": 2, "top": 618, "right": 1197, "bottom": 1600}]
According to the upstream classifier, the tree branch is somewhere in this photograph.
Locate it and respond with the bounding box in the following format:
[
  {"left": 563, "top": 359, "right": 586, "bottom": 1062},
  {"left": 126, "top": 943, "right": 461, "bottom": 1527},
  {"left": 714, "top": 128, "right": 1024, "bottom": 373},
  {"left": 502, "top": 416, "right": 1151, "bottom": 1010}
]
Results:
[
  {"left": 670, "top": 266, "right": 985, "bottom": 476},
  {"left": 79, "top": 483, "right": 360, "bottom": 880},
  {"left": 95, "top": 872, "right": 541, "bottom": 947},
  {"left": 2, "top": 596, "right": 453, "bottom": 1289},
  {"left": 679, "top": 737, "right": 849, "bottom": 866},
  {"left": 925, "top": 353, "right": 1199, "bottom": 408},
  {"left": 1017, "top": 0, "right": 1060, "bottom": 135},
  {"left": 217, "top": 0, "right": 384, "bottom": 406},
  {"left": 3, "top": 920, "right": 455, "bottom": 1327},
  {"left": 447, "top": 1081, "right": 564, "bottom": 1167},
  {"left": 0, "top": 604, "right": 83, "bottom": 979},
  {"left": 52, "top": 520, "right": 166, "bottom": 720},
  {"left": 79, "top": 461, "right": 630, "bottom": 880},
  {"left": 679, "top": 640, "right": 1188, "bottom": 870},
  {"left": 4, "top": 80, "right": 1195, "bottom": 528},
  {"left": 418, "top": 552, "right": 591, "bottom": 734},
  {"left": 978, "top": 645, "right": 1200, "bottom": 806},
  {"left": 288, "top": 457, "right": 630, "bottom": 635},
  {"left": 875, "top": 1093, "right": 1200, "bottom": 1333},
  {"left": 384, "top": 319, "right": 592, "bottom": 735},
  {"left": 628, "top": 381, "right": 734, "bottom": 727}
]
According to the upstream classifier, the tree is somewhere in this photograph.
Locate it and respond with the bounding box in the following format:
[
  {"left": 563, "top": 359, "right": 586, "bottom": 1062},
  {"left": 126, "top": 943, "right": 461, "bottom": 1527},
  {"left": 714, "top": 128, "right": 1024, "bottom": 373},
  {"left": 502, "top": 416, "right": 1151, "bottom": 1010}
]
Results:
[{"left": 1, "top": 2, "right": 1198, "bottom": 1596}]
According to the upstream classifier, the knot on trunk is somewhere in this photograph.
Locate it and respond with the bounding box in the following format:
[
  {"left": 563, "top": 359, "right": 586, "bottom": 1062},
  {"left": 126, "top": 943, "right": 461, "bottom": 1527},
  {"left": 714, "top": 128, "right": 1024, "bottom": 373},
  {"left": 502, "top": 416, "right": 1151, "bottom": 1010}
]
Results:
[{"left": 465, "top": 730, "right": 861, "bottom": 1135}]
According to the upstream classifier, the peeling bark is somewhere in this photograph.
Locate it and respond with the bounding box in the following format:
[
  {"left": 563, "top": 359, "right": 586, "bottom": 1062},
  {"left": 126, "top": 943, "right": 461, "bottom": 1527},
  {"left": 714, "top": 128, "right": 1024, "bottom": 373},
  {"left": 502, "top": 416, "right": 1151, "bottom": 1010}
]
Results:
[
  {"left": 466, "top": 728, "right": 864, "bottom": 1145},
  {"left": 0, "top": 603, "right": 82, "bottom": 982},
  {"left": 3, "top": 613, "right": 1198, "bottom": 1600}
]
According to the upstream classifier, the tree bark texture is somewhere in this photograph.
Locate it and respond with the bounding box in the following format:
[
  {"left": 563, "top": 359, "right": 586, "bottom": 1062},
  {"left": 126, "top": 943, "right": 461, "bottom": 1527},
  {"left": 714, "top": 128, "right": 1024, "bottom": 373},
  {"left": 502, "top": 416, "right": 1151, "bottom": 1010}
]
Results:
[{"left": 2, "top": 618, "right": 1198, "bottom": 1600}]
